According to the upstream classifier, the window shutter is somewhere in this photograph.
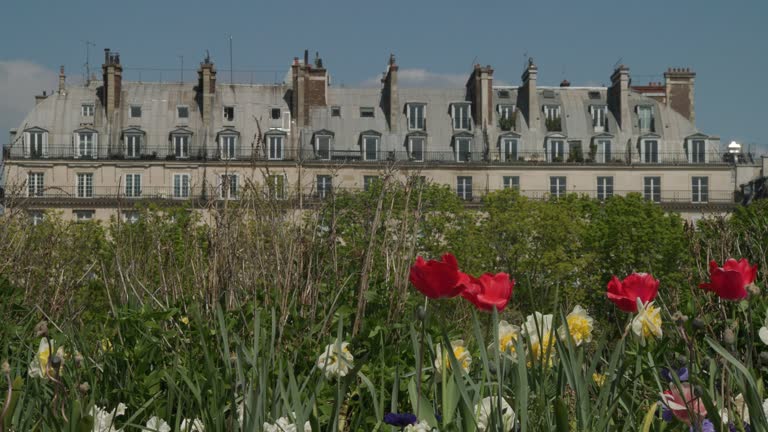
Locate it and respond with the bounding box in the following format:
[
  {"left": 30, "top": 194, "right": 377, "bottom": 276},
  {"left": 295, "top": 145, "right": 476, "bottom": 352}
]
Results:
[
  {"left": 544, "top": 140, "right": 550, "bottom": 162},
  {"left": 23, "top": 132, "right": 30, "bottom": 158},
  {"left": 73, "top": 132, "right": 79, "bottom": 158},
  {"left": 42, "top": 132, "right": 48, "bottom": 157},
  {"left": 564, "top": 141, "right": 570, "bottom": 159},
  {"left": 93, "top": 133, "right": 98, "bottom": 158}
]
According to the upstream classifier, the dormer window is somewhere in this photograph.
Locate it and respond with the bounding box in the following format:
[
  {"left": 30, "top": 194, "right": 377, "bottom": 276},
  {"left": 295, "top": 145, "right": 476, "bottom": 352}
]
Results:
[
  {"left": 360, "top": 107, "right": 375, "bottom": 118},
  {"left": 123, "top": 130, "right": 144, "bottom": 159},
  {"left": 129, "top": 105, "right": 142, "bottom": 118},
  {"left": 23, "top": 128, "right": 48, "bottom": 158},
  {"left": 637, "top": 105, "right": 654, "bottom": 132},
  {"left": 271, "top": 108, "right": 281, "bottom": 120},
  {"left": 589, "top": 105, "right": 607, "bottom": 132},
  {"left": 81, "top": 104, "right": 94, "bottom": 117},
  {"left": 500, "top": 136, "right": 519, "bottom": 162},
  {"left": 170, "top": 129, "right": 192, "bottom": 159},
  {"left": 595, "top": 138, "right": 612, "bottom": 163},
  {"left": 314, "top": 132, "right": 333, "bottom": 160},
  {"left": 217, "top": 130, "right": 239, "bottom": 160},
  {"left": 407, "top": 133, "right": 425, "bottom": 162},
  {"left": 497, "top": 104, "right": 515, "bottom": 131},
  {"left": 266, "top": 132, "right": 285, "bottom": 160},
  {"left": 688, "top": 137, "right": 707, "bottom": 163},
  {"left": 74, "top": 129, "right": 98, "bottom": 159},
  {"left": 177, "top": 105, "right": 189, "bottom": 119},
  {"left": 640, "top": 137, "right": 659, "bottom": 163},
  {"left": 407, "top": 103, "right": 426, "bottom": 130},
  {"left": 544, "top": 105, "right": 561, "bottom": 131},
  {"left": 451, "top": 103, "right": 471, "bottom": 130},
  {"left": 498, "top": 90, "right": 510, "bottom": 99},
  {"left": 454, "top": 133, "right": 473, "bottom": 162},
  {"left": 361, "top": 133, "right": 380, "bottom": 161},
  {"left": 224, "top": 106, "right": 235, "bottom": 122}
]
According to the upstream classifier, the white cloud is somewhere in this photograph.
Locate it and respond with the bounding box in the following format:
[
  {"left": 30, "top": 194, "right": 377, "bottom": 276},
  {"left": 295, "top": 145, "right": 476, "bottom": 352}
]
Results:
[
  {"left": 360, "top": 68, "right": 469, "bottom": 88},
  {"left": 0, "top": 60, "right": 57, "bottom": 139}
]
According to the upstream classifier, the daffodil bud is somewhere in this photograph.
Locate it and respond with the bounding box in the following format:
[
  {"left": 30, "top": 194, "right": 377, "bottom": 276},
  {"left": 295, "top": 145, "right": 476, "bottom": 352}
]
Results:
[
  {"left": 415, "top": 305, "right": 427, "bottom": 322},
  {"left": 74, "top": 352, "right": 84, "bottom": 367},
  {"left": 692, "top": 318, "right": 706, "bottom": 331},
  {"left": 34, "top": 321, "right": 48, "bottom": 338},
  {"left": 50, "top": 355, "right": 62, "bottom": 371},
  {"left": 488, "top": 362, "right": 497, "bottom": 375},
  {"left": 78, "top": 382, "right": 90, "bottom": 395},
  {"left": 671, "top": 311, "right": 688, "bottom": 324},
  {"left": 1, "top": 361, "right": 9, "bottom": 375},
  {"left": 723, "top": 328, "right": 736, "bottom": 346}
]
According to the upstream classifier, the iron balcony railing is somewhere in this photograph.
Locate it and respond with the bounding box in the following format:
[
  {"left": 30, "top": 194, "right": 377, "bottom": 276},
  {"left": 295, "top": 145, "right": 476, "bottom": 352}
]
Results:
[{"left": 2, "top": 144, "right": 747, "bottom": 166}]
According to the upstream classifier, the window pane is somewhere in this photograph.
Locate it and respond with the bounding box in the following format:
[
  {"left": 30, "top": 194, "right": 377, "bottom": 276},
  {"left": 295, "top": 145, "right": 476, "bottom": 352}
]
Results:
[
  {"left": 364, "top": 137, "right": 378, "bottom": 160},
  {"left": 317, "top": 136, "right": 331, "bottom": 160},
  {"left": 410, "top": 137, "right": 424, "bottom": 161}
]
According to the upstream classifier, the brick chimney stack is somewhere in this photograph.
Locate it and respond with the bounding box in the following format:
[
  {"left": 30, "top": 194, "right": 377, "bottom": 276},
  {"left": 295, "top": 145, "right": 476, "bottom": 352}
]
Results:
[
  {"left": 291, "top": 50, "right": 328, "bottom": 129},
  {"left": 58, "top": 66, "right": 66, "bottom": 95},
  {"left": 102, "top": 49, "right": 123, "bottom": 120},
  {"left": 664, "top": 67, "right": 696, "bottom": 124},
  {"left": 467, "top": 64, "right": 494, "bottom": 129},
  {"left": 608, "top": 65, "right": 630, "bottom": 130},
  {"left": 197, "top": 55, "right": 217, "bottom": 129},
  {"left": 519, "top": 58, "right": 538, "bottom": 129},
  {"left": 381, "top": 54, "right": 399, "bottom": 131}
]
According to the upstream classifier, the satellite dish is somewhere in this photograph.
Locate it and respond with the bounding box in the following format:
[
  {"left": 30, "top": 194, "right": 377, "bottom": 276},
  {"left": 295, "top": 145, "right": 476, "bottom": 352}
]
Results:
[{"left": 728, "top": 141, "right": 742, "bottom": 154}]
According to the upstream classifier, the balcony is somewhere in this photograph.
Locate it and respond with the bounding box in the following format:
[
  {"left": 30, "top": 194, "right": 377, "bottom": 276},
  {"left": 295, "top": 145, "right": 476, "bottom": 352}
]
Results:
[{"left": 2, "top": 144, "right": 748, "bottom": 166}]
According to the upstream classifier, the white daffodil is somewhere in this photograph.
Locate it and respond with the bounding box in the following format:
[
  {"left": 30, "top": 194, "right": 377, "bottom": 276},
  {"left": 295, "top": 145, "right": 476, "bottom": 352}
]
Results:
[
  {"left": 558, "top": 305, "right": 594, "bottom": 346},
  {"left": 263, "top": 414, "right": 311, "bottom": 432},
  {"left": 404, "top": 420, "right": 433, "bottom": 432},
  {"left": 491, "top": 321, "right": 521, "bottom": 361},
  {"left": 28, "top": 338, "right": 65, "bottom": 379},
  {"left": 143, "top": 417, "right": 170, "bottom": 432},
  {"left": 316, "top": 341, "right": 354, "bottom": 379},
  {"left": 759, "top": 309, "right": 768, "bottom": 345},
  {"left": 434, "top": 340, "right": 472, "bottom": 374},
  {"left": 720, "top": 394, "right": 768, "bottom": 426},
  {"left": 523, "top": 312, "right": 555, "bottom": 367},
  {"left": 630, "top": 299, "right": 662, "bottom": 345},
  {"left": 180, "top": 418, "right": 205, "bottom": 432},
  {"left": 475, "top": 396, "right": 516, "bottom": 432},
  {"left": 90, "top": 403, "right": 126, "bottom": 432}
]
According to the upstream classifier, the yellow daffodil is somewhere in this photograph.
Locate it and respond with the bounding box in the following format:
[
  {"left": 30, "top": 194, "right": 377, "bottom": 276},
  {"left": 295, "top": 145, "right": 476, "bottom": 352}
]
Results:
[
  {"left": 630, "top": 299, "right": 662, "bottom": 345},
  {"left": 592, "top": 373, "right": 606, "bottom": 388},
  {"left": 434, "top": 340, "right": 472, "bottom": 374},
  {"left": 523, "top": 312, "right": 555, "bottom": 367},
  {"left": 101, "top": 339, "right": 113, "bottom": 353},
  {"left": 180, "top": 316, "right": 190, "bottom": 326},
  {"left": 316, "top": 341, "right": 354, "bottom": 379},
  {"left": 492, "top": 321, "right": 521, "bottom": 361},
  {"left": 558, "top": 305, "right": 594, "bottom": 346},
  {"left": 28, "top": 338, "right": 65, "bottom": 379}
]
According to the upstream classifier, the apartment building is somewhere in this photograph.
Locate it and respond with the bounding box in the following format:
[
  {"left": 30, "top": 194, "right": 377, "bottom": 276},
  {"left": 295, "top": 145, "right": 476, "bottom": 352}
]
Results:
[{"left": 2, "top": 49, "right": 763, "bottom": 222}]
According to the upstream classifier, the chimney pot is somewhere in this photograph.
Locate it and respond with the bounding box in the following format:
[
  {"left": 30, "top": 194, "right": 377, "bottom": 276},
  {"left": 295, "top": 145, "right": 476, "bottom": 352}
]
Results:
[{"left": 560, "top": 79, "right": 570, "bottom": 87}]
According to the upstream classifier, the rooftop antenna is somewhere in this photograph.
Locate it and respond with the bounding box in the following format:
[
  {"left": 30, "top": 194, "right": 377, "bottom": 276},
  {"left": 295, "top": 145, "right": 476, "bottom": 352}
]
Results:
[
  {"left": 228, "top": 35, "right": 233, "bottom": 84},
  {"left": 470, "top": 55, "right": 478, "bottom": 70},
  {"left": 612, "top": 57, "right": 624, "bottom": 70},
  {"left": 83, "top": 40, "right": 96, "bottom": 85},
  {"left": 178, "top": 55, "right": 184, "bottom": 84},
  {"left": 522, "top": 50, "right": 529, "bottom": 71}
]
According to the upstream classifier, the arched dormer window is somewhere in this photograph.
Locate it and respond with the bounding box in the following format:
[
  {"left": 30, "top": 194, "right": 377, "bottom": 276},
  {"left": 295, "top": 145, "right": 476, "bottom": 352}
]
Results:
[
  {"left": 498, "top": 131, "right": 521, "bottom": 162},
  {"left": 313, "top": 129, "right": 334, "bottom": 161},
  {"left": 265, "top": 129, "right": 287, "bottom": 160},
  {"left": 453, "top": 131, "right": 473, "bottom": 162},
  {"left": 360, "top": 130, "right": 381, "bottom": 161},
  {"left": 638, "top": 133, "right": 661, "bottom": 163},
  {"left": 23, "top": 127, "right": 48, "bottom": 159},
  {"left": 73, "top": 127, "right": 98, "bottom": 159},
  {"left": 169, "top": 127, "right": 193, "bottom": 159},
  {"left": 406, "top": 131, "right": 426, "bottom": 162},
  {"left": 217, "top": 128, "right": 239, "bottom": 160},
  {"left": 544, "top": 133, "right": 567, "bottom": 162},
  {"left": 685, "top": 133, "right": 708, "bottom": 164},
  {"left": 122, "top": 127, "right": 145, "bottom": 159},
  {"left": 591, "top": 132, "right": 614, "bottom": 163}
]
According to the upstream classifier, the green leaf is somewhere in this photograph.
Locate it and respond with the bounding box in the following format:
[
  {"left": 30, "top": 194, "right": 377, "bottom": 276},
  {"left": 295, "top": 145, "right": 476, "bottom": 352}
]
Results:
[{"left": 408, "top": 378, "right": 437, "bottom": 428}]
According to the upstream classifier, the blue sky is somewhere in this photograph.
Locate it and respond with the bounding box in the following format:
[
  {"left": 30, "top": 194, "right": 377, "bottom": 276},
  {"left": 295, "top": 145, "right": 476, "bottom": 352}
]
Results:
[{"left": 1, "top": 0, "right": 766, "bottom": 152}]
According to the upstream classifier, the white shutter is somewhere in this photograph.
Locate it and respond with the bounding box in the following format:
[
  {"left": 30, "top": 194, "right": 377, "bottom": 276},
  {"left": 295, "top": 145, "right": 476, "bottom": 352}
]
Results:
[
  {"left": 73, "top": 132, "right": 79, "bottom": 158},
  {"left": 564, "top": 141, "right": 570, "bottom": 160},
  {"left": 23, "top": 132, "right": 30, "bottom": 158},
  {"left": 544, "top": 140, "right": 550, "bottom": 162},
  {"left": 42, "top": 132, "right": 48, "bottom": 157},
  {"left": 93, "top": 133, "right": 98, "bottom": 158}
]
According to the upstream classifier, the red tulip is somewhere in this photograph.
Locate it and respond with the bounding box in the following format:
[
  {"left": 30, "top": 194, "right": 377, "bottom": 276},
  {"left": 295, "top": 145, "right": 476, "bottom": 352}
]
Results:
[
  {"left": 460, "top": 273, "right": 514, "bottom": 312},
  {"left": 606, "top": 273, "right": 659, "bottom": 313},
  {"left": 409, "top": 253, "right": 468, "bottom": 298},
  {"left": 699, "top": 258, "right": 757, "bottom": 301}
]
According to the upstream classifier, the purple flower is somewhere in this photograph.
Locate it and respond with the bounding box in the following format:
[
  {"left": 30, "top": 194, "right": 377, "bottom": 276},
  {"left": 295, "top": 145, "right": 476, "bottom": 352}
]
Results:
[
  {"left": 661, "top": 405, "right": 675, "bottom": 422},
  {"left": 691, "top": 419, "right": 714, "bottom": 432},
  {"left": 383, "top": 413, "right": 417, "bottom": 427},
  {"left": 661, "top": 367, "right": 689, "bottom": 382},
  {"left": 729, "top": 422, "right": 752, "bottom": 432}
]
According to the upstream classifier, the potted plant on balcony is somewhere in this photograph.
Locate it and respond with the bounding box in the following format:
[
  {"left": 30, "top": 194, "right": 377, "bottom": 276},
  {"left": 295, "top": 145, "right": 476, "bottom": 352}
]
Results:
[
  {"left": 545, "top": 117, "right": 562, "bottom": 132},
  {"left": 498, "top": 116, "right": 515, "bottom": 132}
]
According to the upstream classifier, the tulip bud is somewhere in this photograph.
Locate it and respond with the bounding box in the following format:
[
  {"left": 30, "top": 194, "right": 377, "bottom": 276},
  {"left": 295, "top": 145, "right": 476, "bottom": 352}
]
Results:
[
  {"left": 50, "top": 355, "right": 62, "bottom": 371},
  {"left": 675, "top": 354, "right": 688, "bottom": 365},
  {"left": 760, "top": 352, "right": 768, "bottom": 366},
  {"left": 488, "top": 363, "right": 497, "bottom": 375},
  {"left": 692, "top": 318, "right": 706, "bottom": 331},
  {"left": 415, "top": 305, "right": 427, "bottom": 322},
  {"left": 34, "top": 321, "right": 48, "bottom": 338},
  {"left": 723, "top": 328, "right": 736, "bottom": 346},
  {"left": 229, "top": 352, "right": 238, "bottom": 365},
  {"left": 78, "top": 382, "right": 90, "bottom": 395},
  {"left": 1, "top": 361, "right": 9, "bottom": 375},
  {"left": 747, "top": 282, "right": 761, "bottom": 296},
  {"left": 74, "top": 351, "right": 84, "bottom": 367},
  {"left": 671, "top": 312, "right": 688, "bottom": 324}
]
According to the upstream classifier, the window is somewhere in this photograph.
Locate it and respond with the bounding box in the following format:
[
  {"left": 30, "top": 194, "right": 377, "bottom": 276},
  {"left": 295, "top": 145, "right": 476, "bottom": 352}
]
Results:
[
  {"left": 177, "top": 106, "right": 189, "bottom": 119},
  {"left": 129, "top": 105, "right": 142, "bottom": 118},
  {"left": 363, "top": 135, "right": 379, "bottom": 161},
  {"left": 597, "top": 176, "right": 614, "bottom": 200},
  {"left": 363, "top": 176, "right": 379, "bottom": 192},
  {"left": 692, "top": 177, "right": 709, "bottom": 203},
  {"left": 220, "top": 174, "right": 238, "bottom": 200},
  {"left": 547, "top": 139, "right": 566, "bottom": 162},
  {"left": 502, "top": 138, "right": 518, "bottom": 162},
  {"left": 224, "top": 106, "right": 235, "bottom": 121},
  {"left": 644, "top": 176, "right": 661, "bottom": 203},
  {"left": 74, "top": 210, "right": 95, "bottom": 222},
  {"left": 26, "top": 131, "right": 46, "bottom": 158},
  {"left": 498, "top": 90, "right": 510, "bottom": 99},
  {"left": 588, "top": 91, "right": 601, "bottom": 100},
  {"left": 455, "top": 137, "right": 472, "bottom": 162},
  {"left": 544, "top": 105, "right": 562, "bottom": 131},
  {"left": 219, "top": 134, "right": 238, "bottom": 160},
  {"left": 642, "top": 139, "right": 659, "bottom": 163},
  {"left": 360, "top": 107, "right": 375, "bottom": 118},
  {"left": 29, "top": 211, "right": 44, "bottom": 226},
  {"left": 317, "top": 175, "right": 332, "bottom": 199},
  {"left": 408, "top": 136, "right": 425, "bottom": 162},
  {"left": 331, "top": 106, "right": 341, "bottom": 117},
  {"left": 590, "top": 105, "right": 607, "bottom": 132},
  {"left": 503, "top": 176, "right": 520, "bottom": 190},
  {"left": 457, "top": 176, "right": 473, "bottom": 201},
  {"left": 76, "top": 132, "right": 96, "bottom": 158},
  {"left": 125, "top": 134, "right": 141, "bottom": 158},
  {"left": 690, "top": 139, "right": 706, "bottom": 163},
  {"left": 81, "top": 104, "right": 94, "bottom": 117},
  {"left": 267, "top": 175, "right": 286, "bottom": 200},
  {"left": 173, "top": 174, "right": 190, "bottom": 198},
  {"left": 125, "top": 174, "right": 142, "bottom": 197},
  {"left": 407, "top": 103, "right": 426, "bottom": 130},
  {"left": 452, "top": 103, "right": 471, "bottom": 130},
  {"left": 550, "top": 176, "right": 566, "bottom": 198},
  {"left": 173, "top": 135, "right": 190, "bottom": 159},
  {"left": 28, "top": 172, "right": 44, "bottom": 197},
  {"left": 498, "top": 105, "right": 515, "bottom": 121},
  {"left": 268, "top": 135, "right": 284, "bottom": 160},
  {"left": 271, "top": 108, "right": 281, "bottom": 120},
  {"left": 637, "top": 106, "right": 654, "bottom": 131},
  {"left": 123, "top": 211, "right": 140, "bottom": 224},
  {"left": 543, "top": 89, "right": 555, "bottom": 99},
  {"left": 596, "top": 139, "right": 611, "bottom": 163},
  {"left": 77, "top": 173, "right": 93, "bottom": 198},
  {"left": 314, "top": 135, "right": 332, "bottom": 160}
]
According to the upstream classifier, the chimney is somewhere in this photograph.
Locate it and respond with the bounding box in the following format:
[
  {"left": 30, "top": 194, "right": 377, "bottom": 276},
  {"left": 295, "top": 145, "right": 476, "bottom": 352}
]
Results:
[
  {"left": 518, "top": 58, "right": 538, "bottom": 129},
  {"left": 607, "top": 65, "right": 630, "bottom": 130},
  {"left": 560, "top": 79, "right": 570, "bottom": 87},
  {"left": 58, "top": 66, "right": 66, "bottom": 95},
  {"left": 291, "top": 50, "right": 328, "bottom": 129},
  {"left": 466, "top": 64, "right": 494, "bottom": 129},
  {"left": 664, "top": 67, "right": 696, "bottom": 124},
  {"left": 381, "top": 54, "right": 399, "bottom": 131},
  {"left": 102, "top": 48, "right": 123, "bottom": 120},
  {"left": 35, "top": 91, "right": 47, "bottom": 105},
  {"left": 197, "top": 55, "right": 217, "bottom": 129}
]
